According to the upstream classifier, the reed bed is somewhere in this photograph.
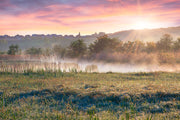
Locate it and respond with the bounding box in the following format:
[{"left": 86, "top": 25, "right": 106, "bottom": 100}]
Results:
[{"left": 0, "top": 62, "right": 98, "bottom": 73}]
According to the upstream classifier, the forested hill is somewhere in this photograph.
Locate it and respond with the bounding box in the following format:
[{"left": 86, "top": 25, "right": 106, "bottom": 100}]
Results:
[{"left": 0, "top": 26, "right": 180, "bottom": 51}]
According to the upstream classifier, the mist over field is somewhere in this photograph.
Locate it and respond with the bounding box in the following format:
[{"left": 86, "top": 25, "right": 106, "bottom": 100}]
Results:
[
  {"left": 41, "top": 58, "right": 180, "bottom": 73},
  {"left": 28, "top": 54, "right": 180, "bottom": 73},
  {"left": 1, "top": 54, "right": 180, "bottom": 73}
]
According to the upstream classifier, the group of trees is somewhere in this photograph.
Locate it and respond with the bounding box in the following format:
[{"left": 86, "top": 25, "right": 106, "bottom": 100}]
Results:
[
  {"left": 3, "top": 34, "right": 180, "bottom": 57},
  {"left": 64, "top": 34, "right": 180, "bottom": 58}
]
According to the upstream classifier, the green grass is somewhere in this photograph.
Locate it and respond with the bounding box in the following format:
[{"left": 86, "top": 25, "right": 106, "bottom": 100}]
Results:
[{"left": 0, "top": 71, "right": 180, "bottom": 119}]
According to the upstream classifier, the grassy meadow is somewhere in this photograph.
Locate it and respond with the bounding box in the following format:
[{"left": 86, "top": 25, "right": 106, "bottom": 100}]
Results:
[
  {"left": 1, "top": 0, "right": 180, "bottom": 120},
  {"left": 0, "top": 71, "right": 179, "bottom": 120}
]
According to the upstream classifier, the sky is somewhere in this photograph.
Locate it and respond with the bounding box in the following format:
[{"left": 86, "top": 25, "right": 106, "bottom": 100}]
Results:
[{"left": 0, "top": 0, "right": 180, "bottom": 35}]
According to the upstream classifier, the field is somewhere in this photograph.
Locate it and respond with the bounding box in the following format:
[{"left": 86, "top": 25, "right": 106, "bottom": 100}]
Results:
[{"left": 0, "top": 71, "right": 180, "bottom": 119}]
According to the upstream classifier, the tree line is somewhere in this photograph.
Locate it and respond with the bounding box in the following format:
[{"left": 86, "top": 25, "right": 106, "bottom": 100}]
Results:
[
  {"left": 52, "top": 34, "right": 180, "bottom": 58},
  {"left": 3, "top": 34, "right": 180, "bottom": 57}
]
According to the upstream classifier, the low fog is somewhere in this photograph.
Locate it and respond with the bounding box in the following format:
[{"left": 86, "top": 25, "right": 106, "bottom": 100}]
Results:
[
  {"left": 1, "top": 54, "right": 180, "bottom": 73},
  {"left": 24, "top": 56, "right": 180, "bottom": 73}
]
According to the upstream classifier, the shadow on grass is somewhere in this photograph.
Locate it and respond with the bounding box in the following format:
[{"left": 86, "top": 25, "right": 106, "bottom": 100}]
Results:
[{"left": 1, "top": 88, "right": 180, "bottom": 114}]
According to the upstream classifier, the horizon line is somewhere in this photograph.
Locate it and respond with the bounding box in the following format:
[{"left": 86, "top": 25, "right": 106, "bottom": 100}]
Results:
[{"left": 1, "top": 25, "right": 180, "bottom": 37}]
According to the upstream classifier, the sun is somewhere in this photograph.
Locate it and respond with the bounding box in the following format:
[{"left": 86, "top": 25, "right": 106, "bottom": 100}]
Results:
[
  {"left": 134, "top": 21, "right": 151, "bottom": 29},
  {"left": 133, "top": 18, "right": 158, "bottom": 30}
]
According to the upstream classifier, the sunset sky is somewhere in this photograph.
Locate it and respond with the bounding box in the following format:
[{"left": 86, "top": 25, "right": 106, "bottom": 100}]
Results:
[{"left": 0, "top": 0, "right": 180, "bottom": 35}]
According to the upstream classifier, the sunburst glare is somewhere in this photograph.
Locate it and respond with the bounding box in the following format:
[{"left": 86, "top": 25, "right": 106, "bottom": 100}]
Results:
[{"left": 133, "top": 18, "right": 161, "bottom": 30}]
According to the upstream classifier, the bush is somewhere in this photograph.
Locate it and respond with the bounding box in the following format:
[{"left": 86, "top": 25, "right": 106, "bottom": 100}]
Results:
[{"left": 7, "top": 44, "right": 20, "bottom": 55}]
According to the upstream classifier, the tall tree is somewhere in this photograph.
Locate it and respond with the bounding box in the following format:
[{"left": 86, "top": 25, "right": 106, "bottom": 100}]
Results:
[
  {"left": 53, "top": 44, "right": 66, "bottom": 58},
  {"left": 133, "top": 40, "right": 145, "bottom": 53},
  {"left": 156, "top": 34, "right": 173, "bottom": 52},
  {"left": 146, "top": 41, "right": 157, "bottom": 53},
  {"left": 89, "top": 35, "right": 119, "bottom": 54},
  {"left": 123, "top": 41, "right": 134, "bottom": 53},
  {"left": 68, "top": 39, "right": 87, "bottom": 57},
  {"left": 173, "top": 38, "right": 180, "bottom": 52}
]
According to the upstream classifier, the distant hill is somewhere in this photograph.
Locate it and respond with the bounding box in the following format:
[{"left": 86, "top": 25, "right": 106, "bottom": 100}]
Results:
[
  {"left": 0, "top": 26, "right": 180, "bottom": 51},
  {"left": 109, "top": 26, "right": 180, "bottom": 42}
]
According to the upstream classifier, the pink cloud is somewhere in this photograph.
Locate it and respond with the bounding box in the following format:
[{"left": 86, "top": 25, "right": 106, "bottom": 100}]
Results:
[{"left": 0, "top": 0, "right": 180, "bottom": 35}]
